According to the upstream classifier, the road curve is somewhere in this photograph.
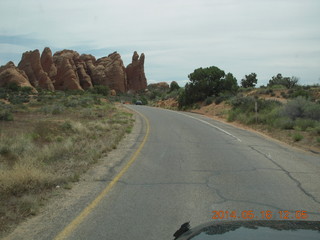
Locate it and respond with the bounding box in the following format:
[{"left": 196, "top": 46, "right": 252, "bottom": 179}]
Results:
[{"left": 60, "top": 105, "right": 320, "bottom": 240}]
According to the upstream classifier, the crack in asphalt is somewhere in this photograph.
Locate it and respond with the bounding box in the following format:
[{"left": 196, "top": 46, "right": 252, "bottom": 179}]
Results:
[
  {"left": 94, "top": 178, "right": 320, "bottom": 217},
  {"left": 248, "top": 145, "right": 320, "bottom": 205}
]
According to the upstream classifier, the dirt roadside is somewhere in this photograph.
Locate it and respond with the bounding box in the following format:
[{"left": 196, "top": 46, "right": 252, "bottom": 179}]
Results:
[{"left": 2, "top": 105, "right": 145, "bottom": 240}]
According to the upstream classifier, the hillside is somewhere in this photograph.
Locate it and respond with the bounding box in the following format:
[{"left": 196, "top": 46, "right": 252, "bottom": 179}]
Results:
[{"left": 147, "top": 83, "right": 320, "bottom": 153}]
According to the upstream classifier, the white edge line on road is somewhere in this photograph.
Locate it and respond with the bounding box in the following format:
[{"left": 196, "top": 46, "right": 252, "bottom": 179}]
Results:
[{"left": 165, "top": 109, "right": 242, "bottom": 142}]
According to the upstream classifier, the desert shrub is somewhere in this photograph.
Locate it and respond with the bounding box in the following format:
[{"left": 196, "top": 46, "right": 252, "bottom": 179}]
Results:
[
  {"left": 20, "top": 87, "right": 34, "bottom": 94},
  {"left": 62, "top": 95, "right": 97, "bottom": 108},
  {"left": 8, "top": 94, "right": 30, "bottom": 104},
  {"left": 258, "top": 107, "right": 280, "bottom": 125},
  {"left": 228, "top": 96, "right": 282, "bottom": 126},
  {"left": 280, "top": 92, "right": 288, "bottom": 98},
  {"left": 40, "top": 104, "right": 65, "bottom": 115},
  {"left": 270, "top": 84, "right": 286, "bottom": 90},
  {"left": 294, "top": 118, "right": 318, "bottom": 131},
  {"left": 0, "top": 103, "right": 14, "bottom": 121},
  {"left": 88, "top": 85, "right": 109, "bottom": 96},
  {"left": 230, "top": 96, "right": 281, "bottom": 113},
  {"left": 288, "top": 88, "right": 310, "bottom": 99},
  {"left": 281, "top": 97, "right": 308, "bottom": 120},
  {"left": 303, "top": 103, "right": 320, "bottom": 121},
  {"left": 312, "top": 126, "right": 320, "bottom": 136},
  {"left": 170, "top": 81, "right": 180, "bottom": 92},
  {"left": 257, "top": 88, "right": 273, "bottom": 95},
  {"left": 140, "top": 96, "right": 148, "bottom": 105},
  {"left": 273, "top": 117, "right": 294, "bottom": 129},
  {"left": 204, "top": 96, "right": 213, "bottom": 106},
  {"left": 166, "top": 89, "right": 180, "bottom": 99},
  {"left": 227, "top": 109, "right": 239, "bottom": 122},
  {"left": 5, "top": 82, "right": 20, "bottom": 92},
  {"left": 292, "top": 133, "right": 303, "bottom": 142},
  {"left": 281, "top": 97, "right": 320, "bottom": 121},
  {"left": 0, "top": 109, "right": 14, "bottom": 121},
  {"left": 0, "top": 88, "right": 8, "bottom": 99},
  {"left": 229, "top": 96, "right": 255, "bottom": 111}
]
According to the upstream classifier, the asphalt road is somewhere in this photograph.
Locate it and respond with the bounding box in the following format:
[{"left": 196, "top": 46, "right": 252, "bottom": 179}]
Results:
[
  {"left": 6, "top": 105, "right": 319, "bottom": 240},
  {"left": 62, "top": 105, "right": 320, "bottom": 240}
]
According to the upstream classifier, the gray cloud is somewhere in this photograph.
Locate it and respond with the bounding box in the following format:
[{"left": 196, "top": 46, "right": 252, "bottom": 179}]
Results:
[{"left": 0, "top": 0, "right": 319, "bottom": 85}]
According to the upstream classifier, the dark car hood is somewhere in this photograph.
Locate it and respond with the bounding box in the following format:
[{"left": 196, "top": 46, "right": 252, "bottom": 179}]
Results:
[{"left": 175, "top": 220, "right": 320, "bottom": 240}]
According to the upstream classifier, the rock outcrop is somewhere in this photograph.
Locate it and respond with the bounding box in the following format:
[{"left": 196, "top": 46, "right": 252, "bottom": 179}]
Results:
[
  {"left": 53, "top": 50, "right": 83, "bottom": 90},
  {"left": 77, "top": 62, "right": 93, "bottom": 90},
  {"left": 92, "top": 52, "right": 127, "bottom": 92},
  {"left": 18, "top": 50, "right": 54, "bottom": 90},
  {"left": 0, "top": 62, "right": 36, "bottom": 91},
  {"left": 0, "top": 48, "right": 148, "bottom": 93},
  {"left": 148, "top": 82, "right": 170, "bottom": 90},
  {"left": 126, "top": 51, "right": 147, "bottom": 92},
  {"left": 40, "top": 47, "right": 57, "bottom": 81}
]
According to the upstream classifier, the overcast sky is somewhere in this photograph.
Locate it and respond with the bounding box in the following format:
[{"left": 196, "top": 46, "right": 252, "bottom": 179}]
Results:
[{"left": 0, "top": 0, "right": 319, "bottom": 86}]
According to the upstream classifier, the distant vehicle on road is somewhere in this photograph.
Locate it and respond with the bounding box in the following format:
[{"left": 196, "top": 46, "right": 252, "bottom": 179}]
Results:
[{"left": 135, "top": 100, "right": 143, "bottom": 105}]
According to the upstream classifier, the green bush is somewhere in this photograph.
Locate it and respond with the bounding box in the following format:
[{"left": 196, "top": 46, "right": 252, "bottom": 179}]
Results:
[
  {"left": 292, "top": 133, "right": 303, "bottom": 142},
  {"left": 288, "top": 88, "right": 310, "bottom": 99},
  {"left": 170, "top": 81, "right": 180, "bottom": 92},
  {"left": 8, "top": 94, "right": 30, "bottom": 104},
  {"left": 89, "top": 85, "right": 109, "bottom": 96},
  {"left": 5, "top": 82, "right": 20, "bottom": 92},
  {"left": 140, "top": 96, "right": 148, "bottom": 105},
  {"left": 294, "top": 118, "right": 317, "bottom": 131},
  {"left": 281, "top": 97, "right": 320, "bottom": 121},
  {"left": 312, "top": 126, "right": 320, "bottom": 136},
  {"left": 20, "top": 87, "right": 34, "bottom": 94},
  {"left": 280, "top": 92, "right": 288, "bottom": 98},
  {"left": 273, "top": 117, "right": 294, "bottom": 129},
  {"left": 227, "top": 109, "right": 238, "bottom": 122},
  {"left": 40, "top": 104, "right": 65, "bottom": 115},
  {"left": 0, "top": 109, "right": 14, "bottom": 121},
  {"left": 0, "top": 88, "right": 8, "bottom": 100},
  {"left": 303, "top": 103, "right": 320, "bottom": 121},
  {"left": 204, "top": 97, "right": 213, "bottom": 106},
  {"left": 281, "top": 97, "right": 307, "bottom": 120}
]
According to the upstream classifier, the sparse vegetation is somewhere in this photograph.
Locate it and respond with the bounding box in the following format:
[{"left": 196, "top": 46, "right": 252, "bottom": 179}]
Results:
[
  {"left": 0, "top": 89, "right": 133, "bottom": 235},
  {"left": 292, "top": 133, "right": 303, "bottom": 142}
]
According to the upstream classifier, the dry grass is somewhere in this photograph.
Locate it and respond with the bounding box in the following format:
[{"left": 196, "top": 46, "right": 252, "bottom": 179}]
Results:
[{"left": 0, "top": 93, "right": 133, "bottom": 236}]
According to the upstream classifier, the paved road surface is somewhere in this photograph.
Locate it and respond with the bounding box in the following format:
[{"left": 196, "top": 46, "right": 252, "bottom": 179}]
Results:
[
  {"left": 5, "top": 105, "right": 320, "bottom": 240},
  {"left": 65, "top": 105, "right": 320, "bottom": 240}
]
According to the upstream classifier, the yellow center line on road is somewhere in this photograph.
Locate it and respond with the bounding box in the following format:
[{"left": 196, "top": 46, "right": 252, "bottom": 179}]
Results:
[{"left": 53, "top": 108, "right": 150, "bottom": 240}]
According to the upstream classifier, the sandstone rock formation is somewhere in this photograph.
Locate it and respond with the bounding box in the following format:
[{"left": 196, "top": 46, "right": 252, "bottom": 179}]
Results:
[
  {"left": 18, "top": 50, "right": 54, "bottom": 90},
  {"left": 77, "top": 62, "right": 93, "bottom": 90},
  {"left": 92, "top": 52, "right": 127, "bottom": 92},
  {"left": 126, "top": 51, "right": 147, "bottom": 92},
  {"left": 148, "top": 82, "right": 170, "bottom": 90},
  {"left": 0, "top": 48, "right": 148, "bottom": 93},
  {"left": 0, "top": 62, "right": 36, "bottom": 91},
  {"left": 53, "top": 50, "right": 83, "bottom": 90},
  {"left": 40, "top": 47, "right": 57, "bottom": 81}
]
